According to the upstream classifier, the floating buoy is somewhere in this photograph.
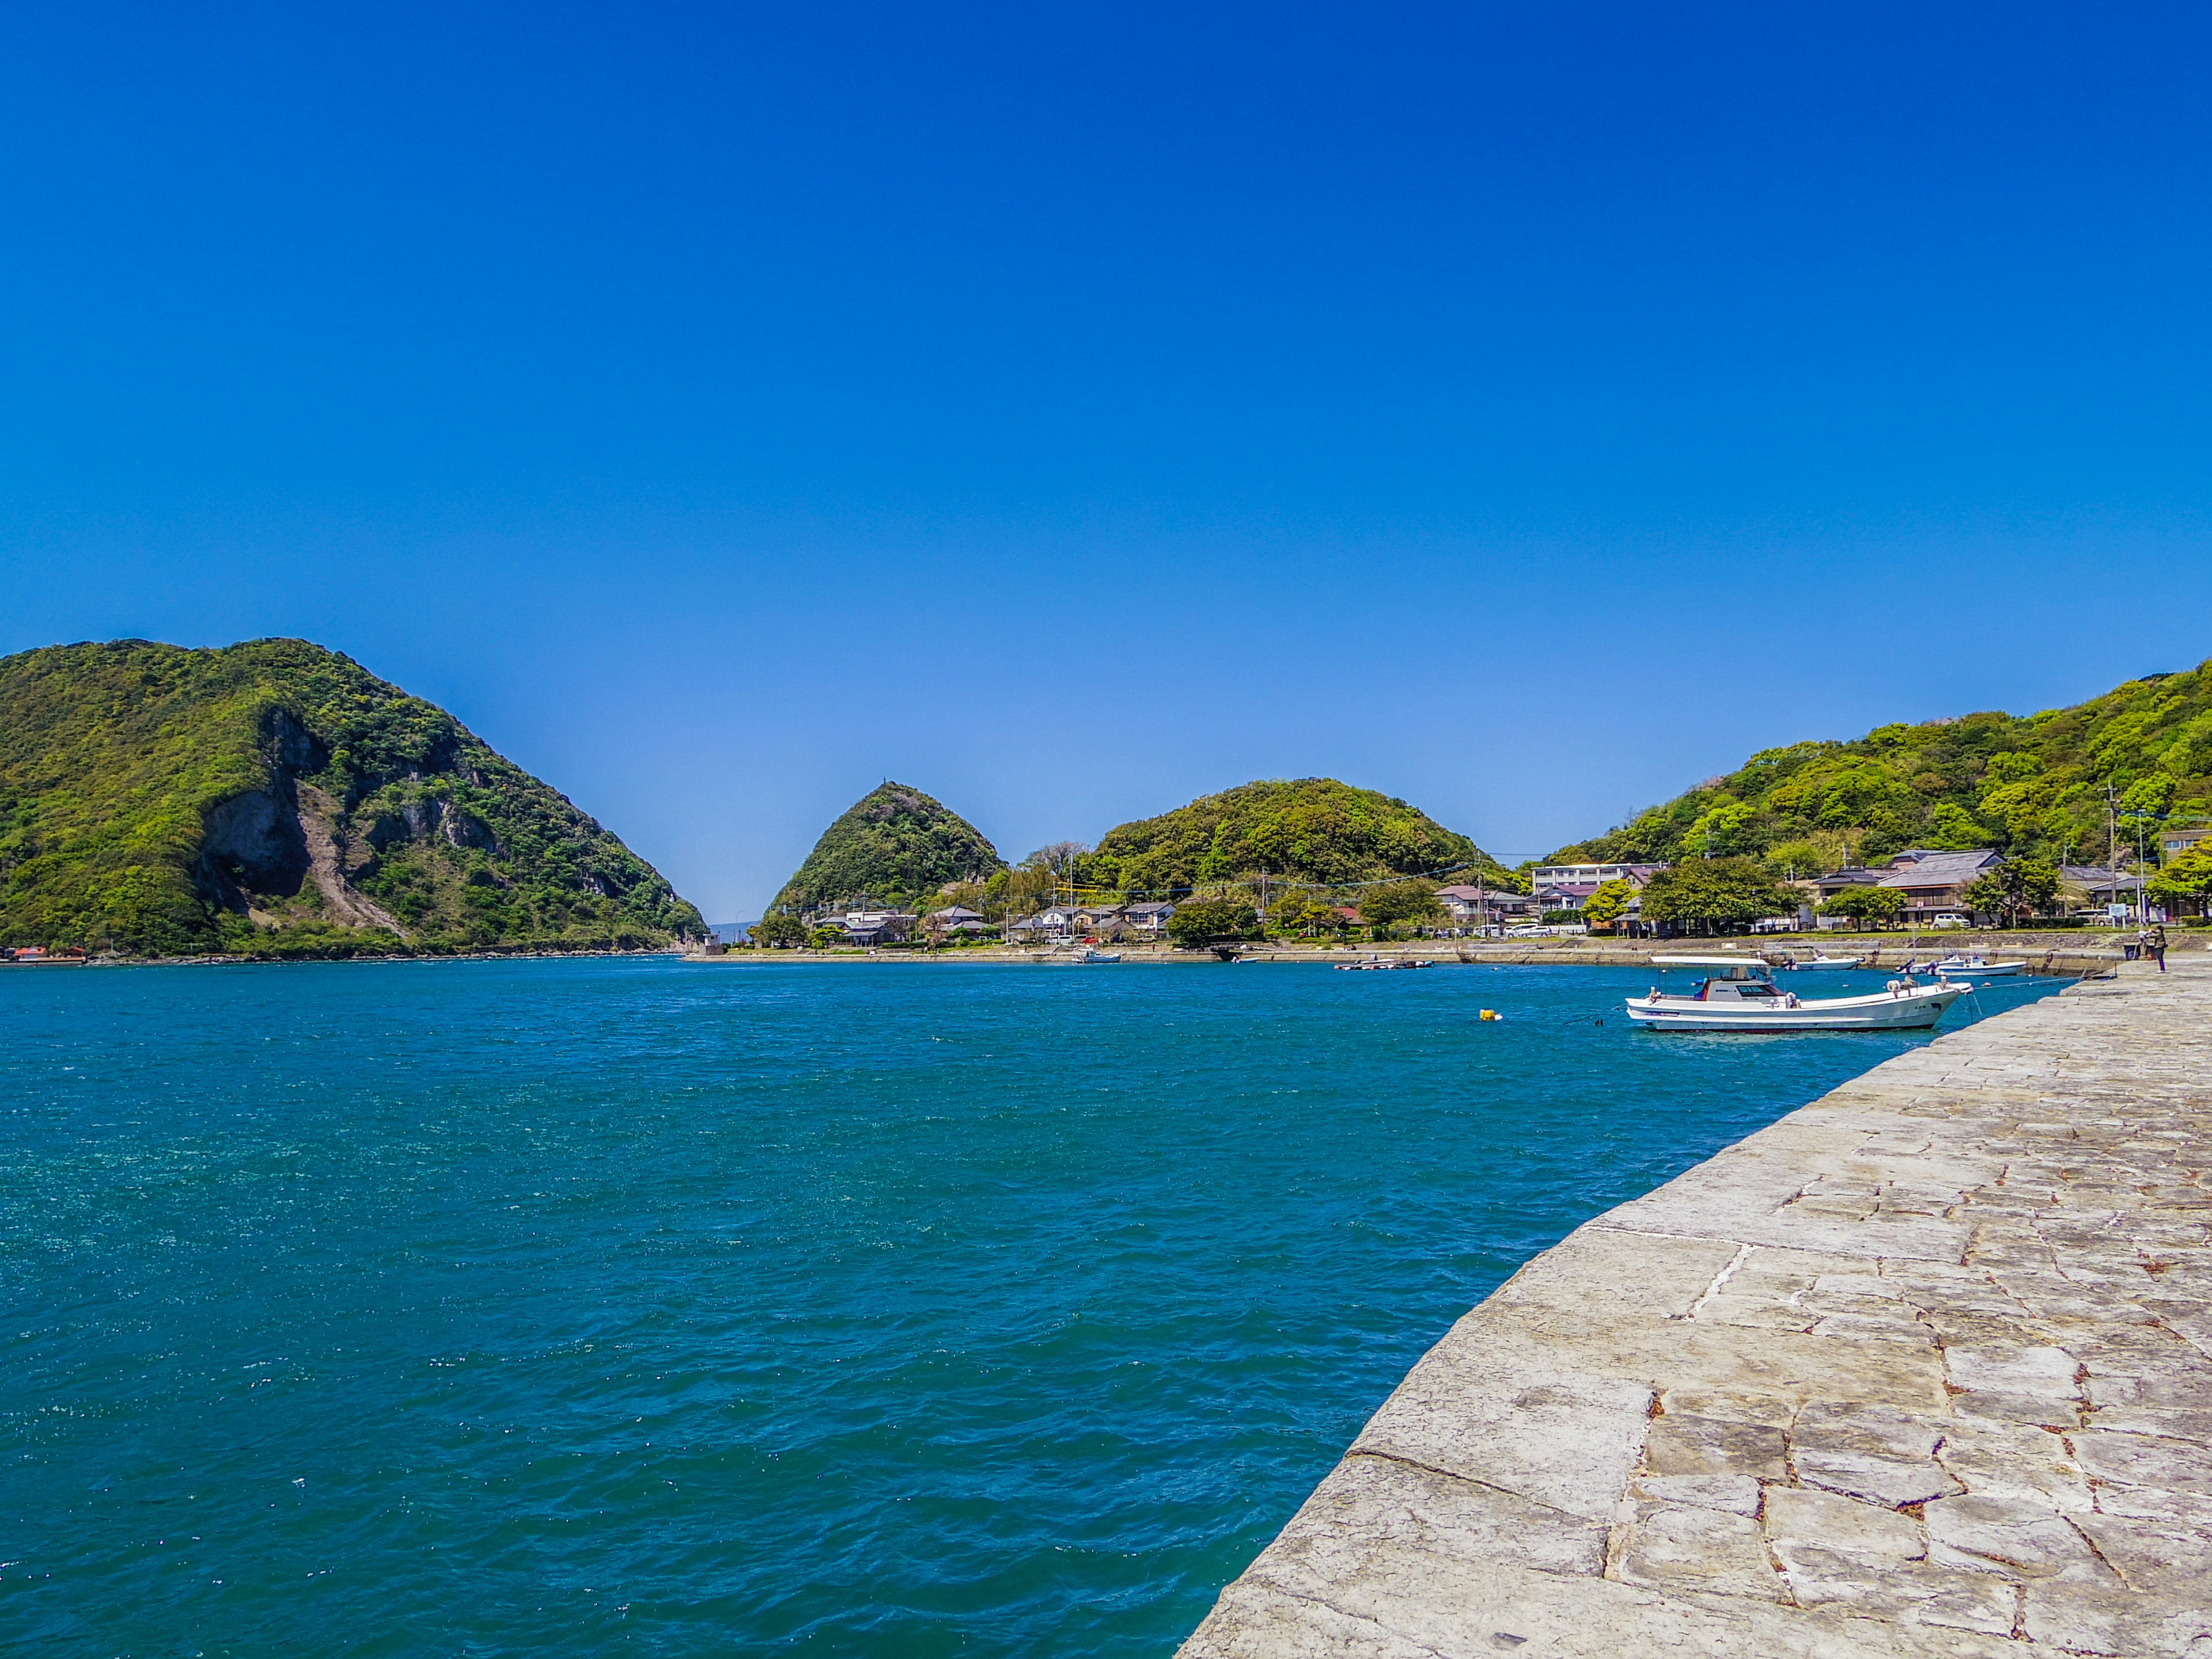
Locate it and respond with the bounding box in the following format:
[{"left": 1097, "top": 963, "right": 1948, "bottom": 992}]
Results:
[{"left": 1478, "top": 1009, "right": 1499, "bottom": 1021}]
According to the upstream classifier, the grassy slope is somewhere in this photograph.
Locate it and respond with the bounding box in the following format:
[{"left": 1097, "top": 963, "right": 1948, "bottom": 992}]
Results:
[
  {"left": 0, "top": 638, "right": 704, "bottom": 955},
  {"left": 769, "top": 782, "right": 1005, "bottom": 914},
  {"left": 1080, "top": 778, "right": 1516, "bottom": 894},
  {"left": 1551, "top": 660, "right": 2212, "bottom": 868}
]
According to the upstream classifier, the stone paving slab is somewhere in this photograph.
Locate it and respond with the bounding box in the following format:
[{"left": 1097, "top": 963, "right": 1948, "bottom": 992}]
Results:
[{"left": 1179, "top": 960, "right": 2212, "bottom": 1658}]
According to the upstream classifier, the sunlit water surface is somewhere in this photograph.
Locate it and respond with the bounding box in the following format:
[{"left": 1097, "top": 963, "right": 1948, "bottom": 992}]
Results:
[{"left": 0, "top": 957, "right": 2062, "bottom": 1656}]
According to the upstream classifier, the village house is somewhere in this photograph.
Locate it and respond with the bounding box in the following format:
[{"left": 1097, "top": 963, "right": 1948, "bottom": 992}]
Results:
[
  {"left": 1003, "top": 907, "right": 1080, "bottom": 942},
  {"left": 925, "top": 905, "right": 991, "bottom": 938},
  {"left": 1873, "top": 849, "right": 2003, "bottom": 926},
  {"left": 835, "top": 909, "right": 917, "bottom": 946},
  {"left": 2160, "top": 825, "right": 2210, "bottom": 862},
  {"left": 1434, "top": 885, "right": 1538, "bottom": 922},
  {"left": 1518, "top": 863, "right": 1663, "bottom": 919},
  {"left": 2061, "top": 865, "right": 2152, "bottom": 920},
  {"left": 1433, "top": 886, "right": 1543, "bottom": 930},
  {"left": 1125, "top": 901, "right": 1175, "bottom": 935}
]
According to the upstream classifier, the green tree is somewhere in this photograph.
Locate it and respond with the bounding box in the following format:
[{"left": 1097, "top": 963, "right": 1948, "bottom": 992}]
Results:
[
  {"left": 1960, "top": 858, "right": 2062, "bottom": 927},
  {"left": 1358, "top": 879, "right": 1441, "bottom": 927},
  {"left": 2147, "top": 845, "right": 2212, "bottom": 917},
  {"left": 1166, "top": 898, "right": 1259, "bottom": 946},
  {"left": 1638, "top": 858, "right": 1795, "bottom": 935},
  {"left": 1926, "top": 802, "right": 1994, "bottom": 850},
  {"left": 1817, "top": 884, "right": 1904, "bottom": 930},
  {"left": 749, "top": 914, "right": 806, "bottom": 948},
  {"left": 1686, "top": 800, "right": 1756, "bottom": 857},
  {"left": 1581, "top": 878, "right": 1637, "bottom": 930}
]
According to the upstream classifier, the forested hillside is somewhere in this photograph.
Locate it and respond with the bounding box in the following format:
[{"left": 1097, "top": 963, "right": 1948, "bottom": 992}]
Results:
[
  {"left": 1550, "top": 661, "right": 2212, "bottom": 869},
  {"left": 769, "top": 782, "right": 1005, "bottom": 914},
  {"left": 1078, "top": 778, "right": 1515, "bottom": 894},
  {"left": 0, "top": 638, "right": 703, "bottom": 956}
]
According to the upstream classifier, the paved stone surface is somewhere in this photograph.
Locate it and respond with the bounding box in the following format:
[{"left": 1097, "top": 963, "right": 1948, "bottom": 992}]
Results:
[{"left": 1178, "top": 959, "right": 2212, "bottom": 1658}]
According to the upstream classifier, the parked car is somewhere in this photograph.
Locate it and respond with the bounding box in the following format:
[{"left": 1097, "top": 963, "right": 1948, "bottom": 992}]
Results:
[{"left": 1503, "top": 924, "right": 1548, "bottom": 938}]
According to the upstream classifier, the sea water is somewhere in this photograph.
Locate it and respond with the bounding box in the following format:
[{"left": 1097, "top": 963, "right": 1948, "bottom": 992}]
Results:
[{"left": 0, "top": 957, "right": 2061, "bottom": 1656}]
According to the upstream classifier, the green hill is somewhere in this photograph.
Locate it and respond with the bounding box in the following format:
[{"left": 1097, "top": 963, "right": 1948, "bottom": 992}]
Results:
[
  {"left": 1550, "top": 660, "right": 2212, "bottom": 870},
  {"left": 770, "top": 782, "right": 1005, "bottom": 915},
  {"left": 1078, "top": 778, "right": 1514, "bottom": 894},
  {"left": 0, "top": 638, "right": 705, "bottom": 957}
]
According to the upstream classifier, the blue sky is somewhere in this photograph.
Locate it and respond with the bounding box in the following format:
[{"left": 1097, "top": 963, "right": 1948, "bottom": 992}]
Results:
[{"left": 5, "top": 3, "right": 2211, "bottom": 918}]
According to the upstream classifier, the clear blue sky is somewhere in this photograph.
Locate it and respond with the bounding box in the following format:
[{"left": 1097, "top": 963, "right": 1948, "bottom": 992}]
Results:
[{"left": 6, "top": 4, "right": 2211, "bottom": 918}]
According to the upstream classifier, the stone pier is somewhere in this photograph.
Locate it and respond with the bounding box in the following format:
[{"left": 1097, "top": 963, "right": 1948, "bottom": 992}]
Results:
[{"left": 1178, "top": 959, "right": 2212, "bottom": 1658}]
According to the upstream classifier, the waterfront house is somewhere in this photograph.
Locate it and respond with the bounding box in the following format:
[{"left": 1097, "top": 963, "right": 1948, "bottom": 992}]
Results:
[
  {"left": 1535, "top": 881, "right": 1600, "bottom": 914},
  {"left": 925, "top": 905, "right": 992, "bottom": 939},
  {"left": 838, "top": 911, "right": 917, "bottom": 946},
  {"left": 1809, "top": 866, "right": 1887, "bottom": 925},
  {"left": 1874, "top": 849, "right": 2003, "bottom": 925},
  {"left": 1435, "top": 886, "right": 1542, "bottom": 922},
  {"left": 1125, "top": 901, "right": 1175, "bottom": 934},
  {"left": 2061, "top": 865, "right": 2150, "bottom": 920}
]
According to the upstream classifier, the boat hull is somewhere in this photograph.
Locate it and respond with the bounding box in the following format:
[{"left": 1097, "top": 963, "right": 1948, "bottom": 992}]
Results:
[{"left": 1624, "top": 986, "right": 1964, "bottom": 1032}]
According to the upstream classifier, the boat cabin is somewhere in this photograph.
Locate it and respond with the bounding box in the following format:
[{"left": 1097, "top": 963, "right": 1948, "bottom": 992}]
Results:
[{"left": 1649, "top": 955, "right": 1783, "bottom": 1001}]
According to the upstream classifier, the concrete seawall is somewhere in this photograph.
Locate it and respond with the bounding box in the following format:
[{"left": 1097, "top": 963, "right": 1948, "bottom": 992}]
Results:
[
  {"left": 1177, "top": 958, "right": 2211, "bottom": 1658},
  {"left": 692, "top": 935, "right": 2137, "bottom": 976}
]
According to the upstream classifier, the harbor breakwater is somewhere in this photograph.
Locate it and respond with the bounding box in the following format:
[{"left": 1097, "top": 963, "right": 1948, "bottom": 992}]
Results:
[{"left": 1176, "top": 956, "right": 2212, "bottom": 1658}]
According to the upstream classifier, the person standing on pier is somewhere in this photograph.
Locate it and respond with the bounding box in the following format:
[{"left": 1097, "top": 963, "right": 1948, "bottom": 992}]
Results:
[{"left": 2146, "top": 921, "right": 2168, "bottom": 971}]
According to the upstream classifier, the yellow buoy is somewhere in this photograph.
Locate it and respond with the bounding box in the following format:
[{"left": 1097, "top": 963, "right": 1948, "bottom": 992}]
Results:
[{"left": 1478, "top": 1009, "right": 1499, "bottom": 1021}]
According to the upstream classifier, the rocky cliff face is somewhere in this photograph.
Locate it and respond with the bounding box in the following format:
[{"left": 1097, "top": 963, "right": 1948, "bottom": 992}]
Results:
[{"left": 0, "top": 638, "right": 704, "bottom": 956}]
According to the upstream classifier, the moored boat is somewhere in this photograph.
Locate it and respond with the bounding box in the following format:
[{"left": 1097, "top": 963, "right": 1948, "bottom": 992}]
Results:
[
  {"left": 1787, "top": 952, "right": 1864, "bottom": 970},
  {"left": 1929, "top": 955, "right": 2025, "bottom": 977},
  {"left": 1625, "top": 955, "right": 1966, "bottom": 1032}
]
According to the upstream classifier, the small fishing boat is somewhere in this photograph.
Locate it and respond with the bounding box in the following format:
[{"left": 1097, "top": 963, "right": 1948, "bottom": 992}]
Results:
[
  {"left": 1334, "top": 954, "right": 1429, "bottom": 971},
  {"left": 1929, "top": 955, "right": 2025, "bottom": 978},
  {"left": 1625, "top": 956, "right": 1967, "bottom": 1032},
  {"left": 1787, "top": 953, "right": 1865, "bottom": 971}
]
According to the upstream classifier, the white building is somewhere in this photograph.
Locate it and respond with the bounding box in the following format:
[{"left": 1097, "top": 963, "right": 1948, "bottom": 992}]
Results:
[{"left": 1528, "top": 862, "right": 1664, "bottom": 888}]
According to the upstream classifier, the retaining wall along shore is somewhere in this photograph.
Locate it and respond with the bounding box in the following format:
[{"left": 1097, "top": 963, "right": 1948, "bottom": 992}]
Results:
[
  {"left": 1177, "top": 957, "right": 2212, "bottom": 1658},
  {"left": 691, "top": 934, "right": 2140, "bottom": 976}
]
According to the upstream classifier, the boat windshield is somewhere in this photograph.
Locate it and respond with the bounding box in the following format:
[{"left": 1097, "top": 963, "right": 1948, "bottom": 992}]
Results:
[{"left": 1647, "top": 955, "right": 1780, "bottom": 1000}]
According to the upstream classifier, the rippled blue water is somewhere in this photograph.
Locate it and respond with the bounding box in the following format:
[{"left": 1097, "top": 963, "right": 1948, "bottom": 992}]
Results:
[{"left": 1, "top": 957, "right": 2061, "bottom": 1655}]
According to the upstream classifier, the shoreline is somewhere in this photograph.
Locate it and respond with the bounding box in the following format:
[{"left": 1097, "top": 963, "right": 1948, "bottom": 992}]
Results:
[
  {"left": 5, "top": 946, "right": 688, "bottom": 969},
  {"left": 686, "top": 931, "right": 2145, "bottom": 978}
]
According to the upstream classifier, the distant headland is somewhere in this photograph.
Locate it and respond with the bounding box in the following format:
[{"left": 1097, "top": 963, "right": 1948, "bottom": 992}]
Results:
[{"left": 0, "top": 638, "right": 704, "bottom": 959}]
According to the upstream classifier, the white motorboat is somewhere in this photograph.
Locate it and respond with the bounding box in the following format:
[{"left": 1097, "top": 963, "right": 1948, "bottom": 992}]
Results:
[
  {"left": 1787, "top": 953, "right": 1865, "bottom": 971},
  {"left": 1929, "top": 955, "right": 2025, "bottom": 977},
  {"left": 1625, "top": 956, "right": 1967, "bottom": 1032}
]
